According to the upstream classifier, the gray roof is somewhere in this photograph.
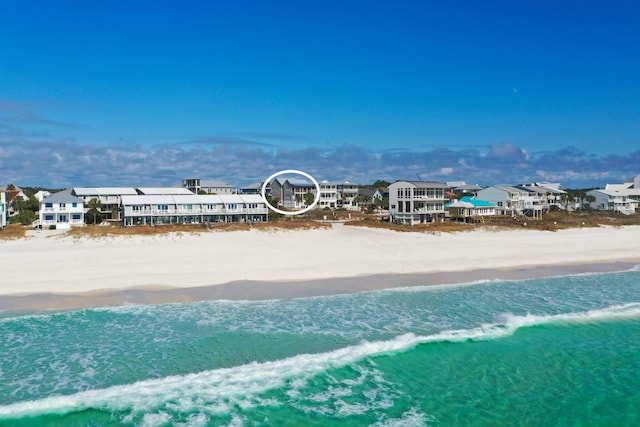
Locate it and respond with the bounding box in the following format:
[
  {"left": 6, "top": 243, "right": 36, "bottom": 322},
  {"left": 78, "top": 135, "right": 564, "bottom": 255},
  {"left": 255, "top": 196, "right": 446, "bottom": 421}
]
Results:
[
  {"left": 43, "top": 191, "right": 84, "bottom": 204},
  {"left": 73, "top": 187, "right": 138, "bottom": 196}
]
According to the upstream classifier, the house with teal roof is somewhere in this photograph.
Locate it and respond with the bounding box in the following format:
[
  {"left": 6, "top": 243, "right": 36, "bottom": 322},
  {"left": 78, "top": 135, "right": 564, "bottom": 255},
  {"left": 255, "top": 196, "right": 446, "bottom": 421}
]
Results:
[{"left": 445, "top": 196, "right": 496, "bottom": 223}]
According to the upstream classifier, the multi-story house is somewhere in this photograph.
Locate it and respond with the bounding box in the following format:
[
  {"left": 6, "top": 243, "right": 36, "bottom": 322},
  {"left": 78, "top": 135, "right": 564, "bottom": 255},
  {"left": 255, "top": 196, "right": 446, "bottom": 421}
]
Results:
[
  {"left": 389, "top": 180, "right": 448, "bottom": 224},
  {"left": 270, "top": 178, "right": 316, "bottom": 209},
  {"left": 520, "top": 183, "right": 567, "bottom": 211},
  {"left": 39, "top": 191, "right": 85, "bottom": 229},
  {"left": 587, "top": 175, "right": 640, "bottom": 215},
  {"left": 336, "top": 182, "right": 360, "bottom": 210},
  {"left": 72, "top": 187, "right": 139, "bottom": 221},
  {"left": 475, "top": 185, "right": 533, "bottom": 217},
  {"left": 319, "top": 181, "right": 338, "bottom": 209},
  {"left": 120, "top": 194, "right": 268, "bottom": 226},
  {"left": 183, "top": 178, "right": 237, "bottom": 195}
]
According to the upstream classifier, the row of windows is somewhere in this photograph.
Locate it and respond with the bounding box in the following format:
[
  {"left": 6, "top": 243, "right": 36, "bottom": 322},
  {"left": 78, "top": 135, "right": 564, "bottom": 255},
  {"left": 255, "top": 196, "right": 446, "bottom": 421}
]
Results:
[
  {"left": 44, "top": 214, "right": 82, "bottom": 221},
  {"left": 131, "top": 204, "right": 264, "bottom": 211},
  {"left": 397, "top": 188, "right": 444, "bottom": 198},
  {"left": 397, "top": 202, "right": 444, "bottom": 212},
  {"left": 44, "top": 202, "right": 79, "bottom": 208}
]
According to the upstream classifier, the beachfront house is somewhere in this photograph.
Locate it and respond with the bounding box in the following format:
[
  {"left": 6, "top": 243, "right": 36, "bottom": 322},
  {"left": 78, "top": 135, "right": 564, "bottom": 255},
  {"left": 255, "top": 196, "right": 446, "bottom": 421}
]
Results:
[
  {"left": 72, "top": 187, "right": 139, "bottom": 221},
  {"left": 120, "top": 193, "right": 268, "bottom": 226},
  {"left": 337, "top": 181, "right": 360, "bottom": 210},
  {"left": 389, "top": 180, "right": 448, "bottom": 224},
  {"left": 587, "top": 175, "right": 640, "bottom": 215},
  {"left": 183, "top": 178, "right": 237, "bottom": 195},
  {"left": 39, "top": 191, "right": 85, "bottom": 229},
  {"left": 270, "top": 177, "right": 316, "bottom": 209},
  {"left": 445, "top": 196, "right": 496, "bottom": 223},
  {"left": 476, "top": 185, "right": 532, "bottom": 217},
  {"left": 319, "top": 181, "right": 339, "bottom": 209},
  {"left": 520, "top": 183, "right": 567, "bottom": 211}
]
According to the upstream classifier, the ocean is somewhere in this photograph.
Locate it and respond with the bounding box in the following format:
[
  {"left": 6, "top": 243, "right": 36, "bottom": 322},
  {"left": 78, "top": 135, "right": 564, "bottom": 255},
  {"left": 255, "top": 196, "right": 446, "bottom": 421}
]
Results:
[{"left": 1, "top": 269, "right": 639, "bottom": 426}]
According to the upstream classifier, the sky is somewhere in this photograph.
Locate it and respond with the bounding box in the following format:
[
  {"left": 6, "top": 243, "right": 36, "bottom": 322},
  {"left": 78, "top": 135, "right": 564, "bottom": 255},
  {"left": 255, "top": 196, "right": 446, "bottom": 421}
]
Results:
[{"left": 1, "top": 0, "right": 639, "bottom": 189}]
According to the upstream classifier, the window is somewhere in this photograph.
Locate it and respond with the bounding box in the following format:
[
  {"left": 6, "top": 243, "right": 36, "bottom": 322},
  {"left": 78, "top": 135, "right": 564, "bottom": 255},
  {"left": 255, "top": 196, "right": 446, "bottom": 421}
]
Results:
[
  {"left": 60, "top": 203, "right": 66, "bottom": 208},
  {"left": 72, "top": 214, "right": 81, "bottom": 220},
  {"left": 72, "top": 203, "right": 77, "bottom": 208},
  {"left": 158, "top": 204, "right": 168, "bottom": 212},
  {"left": 45, "top": 202, "right": 53, "bottom": 208},
  {"left": 133, "top": 206, "right": 142, "bottom": 212},
  {"left": 45, "top": 215, "right": 54, "bottom": 221}
]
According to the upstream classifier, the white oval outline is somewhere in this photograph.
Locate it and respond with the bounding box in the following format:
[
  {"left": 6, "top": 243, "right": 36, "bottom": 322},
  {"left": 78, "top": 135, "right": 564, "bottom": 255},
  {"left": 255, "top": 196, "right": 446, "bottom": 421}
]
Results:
[{"left": 261, "top": 169, "right": 321, "bottom": 216}]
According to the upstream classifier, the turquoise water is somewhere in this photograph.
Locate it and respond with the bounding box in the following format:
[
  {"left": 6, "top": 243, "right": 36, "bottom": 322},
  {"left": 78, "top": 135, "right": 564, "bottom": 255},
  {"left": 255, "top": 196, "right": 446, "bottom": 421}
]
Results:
[{"left": 1, "top": 270, "right": 640, "bottom": 426}]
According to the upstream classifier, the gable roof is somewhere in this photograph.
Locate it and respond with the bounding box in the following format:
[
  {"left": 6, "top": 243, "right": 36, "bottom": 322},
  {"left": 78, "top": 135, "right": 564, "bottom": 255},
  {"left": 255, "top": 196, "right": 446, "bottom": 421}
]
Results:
[{"left": 42, "top": 191, "right": 84, "bottom": 204}]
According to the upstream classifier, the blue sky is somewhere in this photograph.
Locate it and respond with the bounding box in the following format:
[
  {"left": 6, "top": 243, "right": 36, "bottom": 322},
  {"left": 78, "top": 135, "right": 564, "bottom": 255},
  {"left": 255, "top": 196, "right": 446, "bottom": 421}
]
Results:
[{"left": 1, "top": 0, "right": 638, "bottom": 188}]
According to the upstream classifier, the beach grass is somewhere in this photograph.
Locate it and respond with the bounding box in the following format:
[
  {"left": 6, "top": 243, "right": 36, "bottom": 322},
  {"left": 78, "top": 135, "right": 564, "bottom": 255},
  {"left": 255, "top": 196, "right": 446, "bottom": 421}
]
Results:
[{"left": 0, "top": 224, "right": 28, "bottom": 240}]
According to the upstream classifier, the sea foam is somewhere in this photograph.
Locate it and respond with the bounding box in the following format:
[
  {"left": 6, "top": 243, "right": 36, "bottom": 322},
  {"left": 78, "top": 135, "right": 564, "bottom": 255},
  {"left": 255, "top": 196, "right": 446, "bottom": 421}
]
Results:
[{"left": 1, "top": 303, "right": 638, "bottom": 420}]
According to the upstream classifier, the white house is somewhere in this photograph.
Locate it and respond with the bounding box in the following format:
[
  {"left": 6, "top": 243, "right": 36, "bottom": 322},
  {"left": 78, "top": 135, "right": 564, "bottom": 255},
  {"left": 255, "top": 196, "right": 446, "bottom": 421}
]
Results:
[
  {"left": 587, "top": 189, "right": 638, "bottom": 214},
  {"left": 34, "top": 190, "right": 52, "bottom": 202},
  {"left": 337, "top": 181, "right": 360, "bottom": 210},
  {"left": 121, "top": 194, "right": 268, "bottom": 226},
  {"left": 39, "top": 191, "right": 85, "bottom": 229},
  {"left": 182, "top": 178, "right": 237, "bottom": 195},
  {"left": 476, "top": 185, "right": 534, "bottom": 216},
  {"left": 587, "top": 175, "right": 640, "bottom": 214},
  {"left": 389, "top": 180, "right": 448, "bottom": 224},
  {"left": 72, "top": 187, "right": 138, "bottom": 221},
  {"left": 319, "top": 181, "right": 339, "bottom": 209}
]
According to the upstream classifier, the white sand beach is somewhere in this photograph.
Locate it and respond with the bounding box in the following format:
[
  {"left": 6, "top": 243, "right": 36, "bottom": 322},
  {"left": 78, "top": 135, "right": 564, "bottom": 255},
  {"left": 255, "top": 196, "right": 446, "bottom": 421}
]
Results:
[{"left": 2, "top": 223, "right": 640, "bottom": 310}]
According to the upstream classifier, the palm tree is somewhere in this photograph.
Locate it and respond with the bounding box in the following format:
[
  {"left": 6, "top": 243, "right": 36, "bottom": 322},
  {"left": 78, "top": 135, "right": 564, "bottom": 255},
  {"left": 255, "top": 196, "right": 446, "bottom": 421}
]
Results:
[{"left": 86, "top": 198, "right": 102, "bottom": 225}]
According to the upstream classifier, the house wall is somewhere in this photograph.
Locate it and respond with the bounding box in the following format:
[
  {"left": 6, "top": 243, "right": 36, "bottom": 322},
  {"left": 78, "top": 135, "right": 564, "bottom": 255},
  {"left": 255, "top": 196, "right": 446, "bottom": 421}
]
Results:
[
  {"left": 39, "top": 199, "right": 85, "bottom": 229},
  {"left": 121, "top": 195, "right": 268, "bottom": 226},
  {"left": 319, "top": 183, "right": 338, "bottom": 208},
  {"left": 476, "top": 187, "right": 510, "bottom": 214},
  {"left": 389, "top": 181, "right": 447, "bottom": 225}
]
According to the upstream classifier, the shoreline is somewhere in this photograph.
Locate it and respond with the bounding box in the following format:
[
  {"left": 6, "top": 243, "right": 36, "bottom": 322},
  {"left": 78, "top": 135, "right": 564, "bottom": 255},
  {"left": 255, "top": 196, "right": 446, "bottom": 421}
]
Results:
[
  {"left": 1, "top": 259, "right": 638, "bottom": 315},
  {"left": 2, "top": 223, "right": 640, "bottom": 314}
]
